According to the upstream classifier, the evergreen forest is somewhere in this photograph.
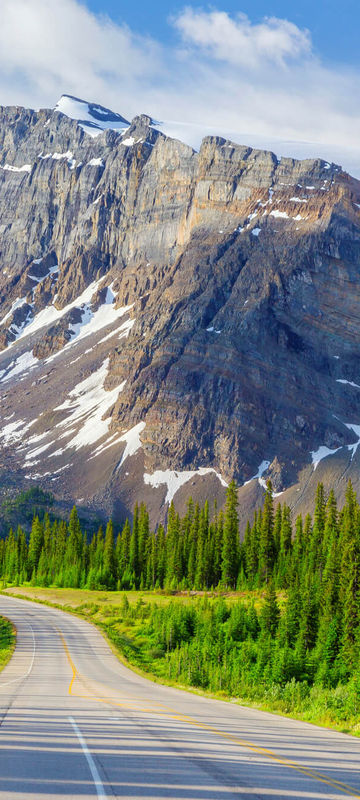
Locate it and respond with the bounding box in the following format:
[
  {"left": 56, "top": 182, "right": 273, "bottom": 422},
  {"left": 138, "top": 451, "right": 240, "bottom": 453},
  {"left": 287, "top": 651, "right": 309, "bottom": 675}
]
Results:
[{"left": 1, "top": 480, "right": 360, "bottom": 727}]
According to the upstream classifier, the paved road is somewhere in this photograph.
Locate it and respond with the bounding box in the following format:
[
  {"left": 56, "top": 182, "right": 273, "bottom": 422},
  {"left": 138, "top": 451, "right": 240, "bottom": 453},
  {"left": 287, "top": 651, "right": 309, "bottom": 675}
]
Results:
[{"left": 0, "top": 595, "right": 360, "bottom": 800}]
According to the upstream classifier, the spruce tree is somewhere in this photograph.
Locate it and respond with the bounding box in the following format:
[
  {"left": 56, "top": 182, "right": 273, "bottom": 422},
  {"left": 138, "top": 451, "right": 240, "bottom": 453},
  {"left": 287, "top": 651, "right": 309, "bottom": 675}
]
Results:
[
  {"left": 273, "top": 504, "right": 282, "bottom": 557},
  {"left": 118, "top": 519, "right": 131, "bottom": 580},
  {"left": 261, "top": 579, "right": 280, "bottom": 635},
  {"left": 259, "top": 481, "right": 275, "bottom": 582},
  {"left": 103, "top": 520, "right": 116, "bottom": 588},
  {"left": 28, "top": 516, "right": 44, "bottom": 576},
  {"left": 221, "top": 481, "right": 239, "bottom": 588},
  {"left": 138, "top": 504, "right": 150, "bottom": 581},
  {"left": 129, "top": 504, "right": 139, "bottom": 584}
]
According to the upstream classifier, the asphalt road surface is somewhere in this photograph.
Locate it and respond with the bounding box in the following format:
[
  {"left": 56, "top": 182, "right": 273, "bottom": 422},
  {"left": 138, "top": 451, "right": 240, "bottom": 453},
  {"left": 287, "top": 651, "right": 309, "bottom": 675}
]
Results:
[{"left": 0, "top": 595, "right": 360, "bottom": 800}]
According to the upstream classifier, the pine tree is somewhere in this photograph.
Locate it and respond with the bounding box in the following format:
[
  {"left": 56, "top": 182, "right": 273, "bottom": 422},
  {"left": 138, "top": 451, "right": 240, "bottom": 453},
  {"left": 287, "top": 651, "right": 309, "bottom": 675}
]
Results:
[
  {"left": 43, "top": 513, "right": 52, "bottom": 560},
  {"left": 54, "top": 520, "right": 67, "bottom": 584},
  {"left": 103, "top": 520, "right": 116, "bottom": 588},
  {"left": 309, "top": 483, "right": 326, "bottom": 573},
  {"left": 17, "top": 526, "right": 28, "bottom": 580},
  {"left": 273, "top": 504, "right": 282, "bottom": 557},
  {"left": 129, "top": 504, "right": 139, "bottom": 584},
  {"left": 138, "top": 504, "right": 150, "bottom": 582},
  {"left": 118, "top": 519, "right": 131, "bottom": 579},
  {"left": 213, "top": 509, "right": 223, "bottom": 586},
  {"left": 5, "top": 528, "right": 18, "bottom": 581},
  {"left": 64, "top": 506, "right": 83, "bottom": 586},
  {"left": 261, "top": 580, "right": 280, "bottom": 635},
  {"left": 280, "top": 505, "right": 292, "bottom": 558},
  {"left": 245, "top": 512, "right": 260, "bottom": 585},
  {"left": 297, "top": 574, "right": 318, "bottom": 655},
  {"left": 165, "top": 503, "right": 181, "bottom": 589},
  {"left": 341, "top": 532, "right": 360, "bottom": 670},
  {"left": 94, "top": 527, "right": 104, "bottom": 587},
  {"left": 259, "top": 481, "right": 275, "bottom": 582},
  {"left": 221, "top": 481, "right": 239, "bottom": 588},
  {"left": 156, "top": 524, "right": 166, "bottom": 587},
  {"left": 284, "top": 576, "right": 301, "bottom": 646},
  {"left": 28, "top": 516, "right": 44, "bottom": 576},
  {"left": 195, "top": 505, "right": 208, "bottom": 588},
  {"left": 187, "top": 505, "right": 199, "bottom": 586},
  {"left": 146, "top": 532, "right": 156, "bottom": 588}
]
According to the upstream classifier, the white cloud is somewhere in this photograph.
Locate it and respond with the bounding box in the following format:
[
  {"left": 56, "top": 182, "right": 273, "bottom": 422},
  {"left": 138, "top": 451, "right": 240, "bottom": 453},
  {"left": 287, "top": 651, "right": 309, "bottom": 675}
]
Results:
[
  {"left": 1, "top": 2, "right": 360, "bottom": 176},
  {"left": 173, "top": 9, "right": 311, "bottom": 69},
  {"left": 0, "top": 0, "right": 161, "bottom": 110}
]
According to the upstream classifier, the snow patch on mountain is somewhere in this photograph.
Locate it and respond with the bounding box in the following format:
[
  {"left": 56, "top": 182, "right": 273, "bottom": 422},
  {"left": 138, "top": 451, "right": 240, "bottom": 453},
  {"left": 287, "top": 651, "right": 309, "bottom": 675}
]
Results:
[
  {"left": 344, "top": 423, "right": 360, "bottom": 459},
  {"left": 13, "top": 280, "right": 100, "bottom": 342},
  {"left": 98, "top": 316, "right": 135, "bottom": 345},
  {"left": 1, "top": 163, "right": 31, "bottom": 174},
  {"left": 0, "top": 351, "right": 38, "bottom": 383},
  {"left": 311, "top": 445, "right": 341, "bottom": 469},
  {"left": 144, "top": 467, "right": 227, "bottom": 504},
  {"left": 270, "top": 210, "right": 289, "bottom": 219},
  {"left": 28, "top": 265, "right": 59, "bottom": 284},
  {"left": 0, "top": 418, "right": 33, "bottom": 446},
  {"left": 244, "top": 459, "right": 273, "bottom": 490},
  {"left": 336, "top": 379, "right": 360, "bottom": 389},
  {"left": 0, "top": 297, "right": 27, "bottom": 326},
  {"left": 52, "top": 358, "right": 126, "bottom": 452},
  {"left": 86, "top": 158, "right": 104, "bottom": 167},
  {"left": 52, "top": 151, "right": 76, "bottom": 169},
  {"left": 120, "top": 137, "right": 136, "bottom": 147},
  {"left": 54, "top": 95, "right": 129, "bottom": 138},
  {"left": 117, "top": 422, "right": 146, "bottom": 468},
  {"left": 46, "top": 284, "right": 134, "bottom": 363},
  {"left": 7, "top": 276, "right": 134, "bottom": 354}
]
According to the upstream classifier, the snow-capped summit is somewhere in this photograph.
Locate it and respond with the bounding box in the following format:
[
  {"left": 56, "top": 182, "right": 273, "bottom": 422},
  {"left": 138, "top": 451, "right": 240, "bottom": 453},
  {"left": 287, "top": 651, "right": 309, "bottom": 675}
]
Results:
[{"left": 54, "top": 94, "right": 130, "bottom": 137}]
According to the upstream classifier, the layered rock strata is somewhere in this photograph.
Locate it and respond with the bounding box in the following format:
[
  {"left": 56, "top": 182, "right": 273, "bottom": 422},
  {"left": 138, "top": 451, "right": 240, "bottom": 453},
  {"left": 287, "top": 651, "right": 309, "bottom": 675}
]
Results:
[{"left": 0, "top": 97, "right": 359, "bottom": 523}]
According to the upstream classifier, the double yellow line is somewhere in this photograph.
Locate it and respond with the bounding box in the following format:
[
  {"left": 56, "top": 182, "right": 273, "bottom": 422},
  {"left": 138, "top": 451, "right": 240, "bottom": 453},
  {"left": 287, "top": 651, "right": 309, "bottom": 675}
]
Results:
[{"left": 59, "top": 629, "right": 360, "bottom": 799}]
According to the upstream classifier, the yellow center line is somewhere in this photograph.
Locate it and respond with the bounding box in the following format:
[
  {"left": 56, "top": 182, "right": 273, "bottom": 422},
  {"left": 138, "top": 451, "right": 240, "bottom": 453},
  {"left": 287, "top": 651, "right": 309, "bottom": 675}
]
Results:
[
  {"left": 58, "top": 629, "right": 360, "bottom": 799},
  {"left": 59, "top": 631, "right": 77, "bottom": 694},
  {"left": 169, "top": 712, "right": 360, "bottom": 798},
  {"left": 58, "top": 629, "right": 170, "bottom": 714}
]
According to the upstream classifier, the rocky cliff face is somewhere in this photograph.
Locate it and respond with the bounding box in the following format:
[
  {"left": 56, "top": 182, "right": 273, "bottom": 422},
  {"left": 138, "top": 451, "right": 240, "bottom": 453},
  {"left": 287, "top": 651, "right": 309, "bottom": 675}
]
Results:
[{"left": 0, "top": 94, "right": 360, "bottom": 525}]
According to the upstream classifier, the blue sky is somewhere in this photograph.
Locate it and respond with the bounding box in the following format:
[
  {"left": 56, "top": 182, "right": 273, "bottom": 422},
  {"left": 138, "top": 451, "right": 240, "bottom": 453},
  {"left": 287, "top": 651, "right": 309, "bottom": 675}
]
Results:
[
  {"left": 86, "top": 0, "right": 359, "bottom": 66},
  {"left": 1, "top": 0, "right": 360, "bottom": 175}
]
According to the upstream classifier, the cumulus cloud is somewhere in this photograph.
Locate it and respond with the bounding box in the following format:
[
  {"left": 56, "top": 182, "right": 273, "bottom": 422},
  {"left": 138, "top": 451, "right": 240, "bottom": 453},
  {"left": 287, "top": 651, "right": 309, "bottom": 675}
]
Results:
[
  {"left": 1, "top": 1, "right": 360, "bottom": 175},
  {"left": 173, "top": 9, "right": 311, "bottom": 69},
  {"left": 0, "top": 0, "right": 161, "bottom": 111}
]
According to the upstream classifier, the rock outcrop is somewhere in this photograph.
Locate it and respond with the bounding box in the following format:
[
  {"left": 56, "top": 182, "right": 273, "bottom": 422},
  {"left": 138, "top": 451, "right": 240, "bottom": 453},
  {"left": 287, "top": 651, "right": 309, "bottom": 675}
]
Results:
[{"left": 0, "top": 95, "right": 360, "bottom": 525}]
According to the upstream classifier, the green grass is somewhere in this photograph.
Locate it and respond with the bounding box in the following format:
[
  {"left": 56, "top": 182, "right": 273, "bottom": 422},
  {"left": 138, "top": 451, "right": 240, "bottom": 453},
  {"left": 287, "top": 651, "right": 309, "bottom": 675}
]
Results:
[
  {"left": 1, "top": 584, "right": 267, "bottom": 609},
  {"left": 0, "top": 615, "right": 15, "bottom": 672}
]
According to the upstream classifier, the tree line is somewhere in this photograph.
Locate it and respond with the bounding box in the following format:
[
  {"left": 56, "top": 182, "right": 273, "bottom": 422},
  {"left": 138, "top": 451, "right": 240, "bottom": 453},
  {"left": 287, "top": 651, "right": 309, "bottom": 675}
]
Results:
[{"left": 1, "top": 479, "right": 360, "bottom": 694}]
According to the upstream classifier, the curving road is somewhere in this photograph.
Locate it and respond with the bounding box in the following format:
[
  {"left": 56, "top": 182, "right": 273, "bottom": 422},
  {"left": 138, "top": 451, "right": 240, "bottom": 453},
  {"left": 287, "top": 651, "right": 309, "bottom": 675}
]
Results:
[{"left": 0, "top": 595, "right": 360, "bottom": 799}]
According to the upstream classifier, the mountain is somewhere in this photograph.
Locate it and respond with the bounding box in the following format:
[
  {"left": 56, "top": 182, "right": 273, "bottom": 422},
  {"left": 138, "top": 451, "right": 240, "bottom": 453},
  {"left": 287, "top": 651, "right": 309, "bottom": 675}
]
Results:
[
  {"left": 54, "top": 95, "right": 130, "bottom": 137},
  {"left": 0, "top": 94, "right": 360, "bottom": 526}
]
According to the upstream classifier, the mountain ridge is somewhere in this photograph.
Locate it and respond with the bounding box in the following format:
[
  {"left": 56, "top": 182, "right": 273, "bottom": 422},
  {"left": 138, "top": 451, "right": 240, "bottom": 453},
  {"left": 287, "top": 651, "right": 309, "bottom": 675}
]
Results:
[{"left": 0, "top": 94, "right": 360, "bottom": 524}]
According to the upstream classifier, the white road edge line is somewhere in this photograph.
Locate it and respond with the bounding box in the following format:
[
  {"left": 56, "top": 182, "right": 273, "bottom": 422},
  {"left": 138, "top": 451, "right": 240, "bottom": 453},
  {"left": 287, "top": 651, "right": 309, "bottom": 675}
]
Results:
[
  {"left": 0, "top": 622, "right": 35, "bottom": 687},
  {"left": 69, "top": 716, "right": 107, "bottom": 800}
]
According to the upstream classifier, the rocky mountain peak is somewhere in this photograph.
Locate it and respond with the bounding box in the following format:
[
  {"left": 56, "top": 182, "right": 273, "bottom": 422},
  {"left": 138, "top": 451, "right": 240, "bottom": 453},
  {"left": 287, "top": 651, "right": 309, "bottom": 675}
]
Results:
[
  {"left": 54, "top": 94, "right": 130, "bottom": 136},
  {"left": 0, "top": 95, "right": 360, "bottom": 525}
]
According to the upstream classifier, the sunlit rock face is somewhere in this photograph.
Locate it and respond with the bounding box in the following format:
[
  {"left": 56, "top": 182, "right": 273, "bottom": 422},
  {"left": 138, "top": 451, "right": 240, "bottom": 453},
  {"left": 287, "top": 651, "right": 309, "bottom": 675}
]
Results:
[{"left": 0, "top": 95, "right": 360, "bottom": 525}]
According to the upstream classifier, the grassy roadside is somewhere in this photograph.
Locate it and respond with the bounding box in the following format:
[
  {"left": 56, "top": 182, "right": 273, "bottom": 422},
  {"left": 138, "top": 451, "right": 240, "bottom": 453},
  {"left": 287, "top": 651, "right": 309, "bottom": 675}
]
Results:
[
  {"left": 2, "top": 585, "right": 359, "bottom": 737},
  {"left": 0, "top": 615, "right": 15, "bottom": 672},
  {"left": 0, "top": 585, "right": 266, "bottom": 608}
]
